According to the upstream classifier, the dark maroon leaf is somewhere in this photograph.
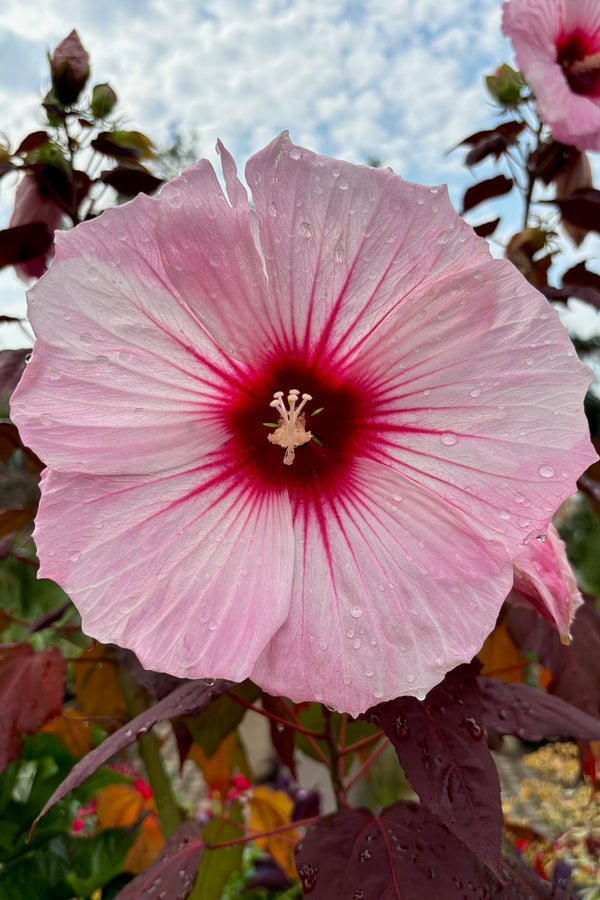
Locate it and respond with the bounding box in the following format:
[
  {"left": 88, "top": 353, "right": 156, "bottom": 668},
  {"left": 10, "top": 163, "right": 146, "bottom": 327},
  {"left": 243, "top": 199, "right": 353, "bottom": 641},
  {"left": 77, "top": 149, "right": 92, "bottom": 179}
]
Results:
[
  {"left": 16, "top": 131, "right": 50, "bottom": 155},
  {"left": 100, "top": 165, "right": 163, "bottom": 197},
  {"left": 365, "top": 663, "right": 502, "bottom": 873},
  {"left": 543, "top": 283, "right": 600, "bottom": 309},
  {"left": 544, "top": 188, "right": 600, "bottom": 232},
  {"left": 529, "top": 141, "right": 578, "bottom": 186},
  {"left": 473, "top": 218, "right": 500, "bottom": 238},
  {"left": 0, "top": 222, "right": 53, "bottom": 269},
  {"left": 459, "top": 121, "right": 525, "bottom": 149},
  {"left": 116, "top": 646, "right": 184, "bottom": 700},
  {"left": 462, "top": 175, "right": 514, "bottom": 214},
  {"left": 92, "top": 133, "right": 142, "bottom": 160},
  {"left": 0, "top": 349, "right": 29, "bottom": 403},
  {"left": 479, "top": 677, "right": 600, "bottom": 741},
  {"left": 31, "top": 679, "right": 233, "bottom": 831},
  {"left": 464, "top": 122, "right": 526, "bottom": 166},
  {"left": 564, "top": 261, "right": 600, "bottom": 289},
  {"left": 263, "top": 694, "right": 297, "bottom": 777},
  {"left": 114, "top": 820, "right": 204, "bottom": 900},
  {"left": 297, "top": 802, "right": 570, "bottom": 899},
  {"left": 0, "top": 643, "right": 65, "bottom": 770},
  {"left": 507, "top": 595, "right": 600, "bottom": 717}
]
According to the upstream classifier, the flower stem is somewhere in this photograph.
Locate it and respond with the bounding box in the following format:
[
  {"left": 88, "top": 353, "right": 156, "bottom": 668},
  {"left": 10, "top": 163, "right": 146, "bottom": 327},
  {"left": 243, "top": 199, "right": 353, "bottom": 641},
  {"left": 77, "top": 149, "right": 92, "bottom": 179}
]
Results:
[{"left": 116, "top": 662, "right": 183, "bottom": 839}]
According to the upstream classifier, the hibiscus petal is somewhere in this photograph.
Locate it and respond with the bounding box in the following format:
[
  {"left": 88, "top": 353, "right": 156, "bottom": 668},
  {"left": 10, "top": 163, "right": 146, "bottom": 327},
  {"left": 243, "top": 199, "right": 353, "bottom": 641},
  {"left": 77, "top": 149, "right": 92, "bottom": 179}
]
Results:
[
  {"left": 345, "top": 230, "right": 595, "bottom": 558},
  {"left": 509, "top": 523, "right": 582, "bottom": 641},
  {"left": 503, "top": 0, "right": 600, "bottom": 151},
  {"left": 156, "top": 152, "right": 275, "bottom": 363},
  {"left": 12, "top": 194, "right": 242, "bottom": 475},
  {"left": 252, "top": 458, "right": 512, "bottom": 717},
  {"left": 35, "top": 458, "right": 294, "bottom": 680}
]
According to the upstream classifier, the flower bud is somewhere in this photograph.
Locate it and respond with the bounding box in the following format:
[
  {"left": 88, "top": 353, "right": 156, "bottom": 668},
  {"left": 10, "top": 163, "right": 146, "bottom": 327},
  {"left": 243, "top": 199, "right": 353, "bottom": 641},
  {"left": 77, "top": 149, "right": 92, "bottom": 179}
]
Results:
[{"left": 50, "top": 30, "right": 90, "bottom": 106}]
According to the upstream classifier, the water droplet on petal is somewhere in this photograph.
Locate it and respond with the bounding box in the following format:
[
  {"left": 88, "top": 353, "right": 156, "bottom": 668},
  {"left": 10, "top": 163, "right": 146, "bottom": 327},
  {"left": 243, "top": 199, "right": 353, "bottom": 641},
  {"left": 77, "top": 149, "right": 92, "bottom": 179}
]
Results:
[
  {"left": 339, "top": 179, "right": 349, "bottom": 190},
  {"left": 203, "top": 678, "right": 215, "bottom": 686},
  {"left": 298, "top": 221, "right": 312, "bottom": 238},
  {"left": 364, "top": 664, "right": 374, "bottom": 677},
  {"left": 440, "top": 432, "right": 458, "bottom": 446},
  {"left": 538, "top": 464, "right": 555, "bottom": 478},
  {"left": 209, "top": 252, "right": 221, "bottom": 267},
  {"left": 353, "top": 638, "right": 362, "bottom": 649},
  {"left": 268, "top": 201, "right": 277, "bottom": 218},
  {"left": 289, "top": 147, "right": 301, "bottom": 160},
  {"left": 350, "top": 606, "right": 363, "bottom": 618},
  {"left": 80, "top": 332, "right": 92, "bottom": 344},
  {"left": 469, "top": 388, "right": 481, "bottom": 398},
  {"left": 207, "top": 620, "right": 217, "bottom": 631},
  {"left": 499, "top": 509, "right": 510, "bottom": 521}
]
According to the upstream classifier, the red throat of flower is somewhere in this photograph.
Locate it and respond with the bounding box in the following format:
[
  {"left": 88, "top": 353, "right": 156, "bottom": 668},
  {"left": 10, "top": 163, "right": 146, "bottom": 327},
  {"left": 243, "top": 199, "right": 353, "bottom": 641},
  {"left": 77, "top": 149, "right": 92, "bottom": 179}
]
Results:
[{"left": 558, "top": 30, "right": 600, "bottom": 97}]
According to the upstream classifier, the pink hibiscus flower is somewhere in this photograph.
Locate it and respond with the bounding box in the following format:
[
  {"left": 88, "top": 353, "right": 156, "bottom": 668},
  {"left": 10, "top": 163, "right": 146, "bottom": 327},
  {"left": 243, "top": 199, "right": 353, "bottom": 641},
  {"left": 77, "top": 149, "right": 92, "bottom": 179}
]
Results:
[
  {"left": 9, "top": 173, "right": 64, "bottom": 281},
  {"left": 502, "top": 0, "right": 600, "bottom": 151},
  {"left": 11, "top": 133, "right": 594, "bottom": 715},
  {"left": 509, "top": 524, "right": 582, "bottom": 642}
]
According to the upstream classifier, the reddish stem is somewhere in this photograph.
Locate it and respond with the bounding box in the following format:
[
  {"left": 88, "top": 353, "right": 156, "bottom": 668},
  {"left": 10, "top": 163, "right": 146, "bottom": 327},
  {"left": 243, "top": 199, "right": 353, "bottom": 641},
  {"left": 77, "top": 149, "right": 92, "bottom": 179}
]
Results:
[{"left": 227, "top": 691, "right": 325, "bottom": 739}]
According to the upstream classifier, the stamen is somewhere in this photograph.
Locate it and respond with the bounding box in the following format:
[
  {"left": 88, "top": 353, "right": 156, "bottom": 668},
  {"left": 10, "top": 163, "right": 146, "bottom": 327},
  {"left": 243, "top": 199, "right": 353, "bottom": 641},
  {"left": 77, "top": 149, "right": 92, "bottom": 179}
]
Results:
[{"left": 267, "top": 389, "right": 313, "bottom": 465}]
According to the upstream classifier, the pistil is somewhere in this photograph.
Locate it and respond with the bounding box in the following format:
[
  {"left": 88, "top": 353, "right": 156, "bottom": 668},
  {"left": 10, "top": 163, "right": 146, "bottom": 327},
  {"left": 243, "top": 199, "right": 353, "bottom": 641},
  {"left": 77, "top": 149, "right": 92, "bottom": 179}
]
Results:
[{"left": 267, "top": 389, "right": 313, "bottom": 465}]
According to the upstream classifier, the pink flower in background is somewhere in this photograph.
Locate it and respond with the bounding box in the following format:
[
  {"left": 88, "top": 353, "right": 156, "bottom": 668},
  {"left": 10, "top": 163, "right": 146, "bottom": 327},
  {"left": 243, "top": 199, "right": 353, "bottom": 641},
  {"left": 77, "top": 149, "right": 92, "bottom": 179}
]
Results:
[
  {"left": 502, "top": 0, "right": 600, "bottom": 151},
  {"left": 11, "top": 133, "right": 594, "bottom": 715},
  {"left": 509, "top": 523, "right": 582, "bottom": 643},
  {"left": 9, "top": 174, "right": 64, "bottom": 281}
]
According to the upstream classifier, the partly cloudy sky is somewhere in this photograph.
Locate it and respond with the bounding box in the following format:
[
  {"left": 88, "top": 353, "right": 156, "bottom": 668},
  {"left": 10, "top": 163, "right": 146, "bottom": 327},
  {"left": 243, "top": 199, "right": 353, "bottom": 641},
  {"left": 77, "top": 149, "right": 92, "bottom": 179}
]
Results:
[{"left": 0, "top": 0, "right": 599, "bottom": 345}]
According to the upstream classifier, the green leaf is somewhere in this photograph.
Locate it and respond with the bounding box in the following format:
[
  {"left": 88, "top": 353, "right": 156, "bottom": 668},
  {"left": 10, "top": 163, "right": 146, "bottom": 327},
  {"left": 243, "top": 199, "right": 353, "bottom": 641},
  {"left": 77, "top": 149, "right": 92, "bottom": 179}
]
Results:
[
  {"left": 191, "top": 805, "right": 244, "bottom": 900},
  {"left": 67, "top": 827, "right": 137, "bottom": 896}
]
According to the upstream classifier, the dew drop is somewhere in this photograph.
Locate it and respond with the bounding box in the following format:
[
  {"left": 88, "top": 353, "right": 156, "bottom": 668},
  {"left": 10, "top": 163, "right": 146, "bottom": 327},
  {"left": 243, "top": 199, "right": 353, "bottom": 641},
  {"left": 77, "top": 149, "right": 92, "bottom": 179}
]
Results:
[
  {"left": 298, "top": 221, "right": 312, "bottom": 237},
  {"left": 440, "top": 432, "right": 458, "bottom": 446},
  {"left": 515, "top": 492, "right": 525, "bottom": 503},
  {"left": 95, "top": 355, "right": 109, "bottom": 366},
  {"left": 268, "top": 201, "right": 277, "bottom": 218},
  {"left": 80, "top": 332, "right": 93, "bottom": 344},
  {"left": 393, "top": 713, "right": 410, "bottom": 740},
  {"left": 536, "top": 533, "right": 546, "bottom": 542},
  {"left": 423, "top": 388, "right": 431, "bottom": 396},
  {"left": 134, "top": 407, "right": 144, "bottom": 416},
  {"left": 209, "top": 252, "right": 221, "bottom": 267},
  {"left": 119, "top": 351, "right": 132, "bottom": 363},
  {"left": 333, "top": 244, "right": 344, "bottom": 262},
  {"left": 461, "top": 716, "right": 484, "bottom": 740},
  {"left": 538, "top": 464, "right": 555, "bottom": 478},
  {"left": 406, "top": 673, "right": 415, "bottom": 683},
  {"left": 499, "top": 509, "right": 510, "bottom": 521},
  {"left": 203, "top": 678, "right": 215, "bottom": 686},
  {"left": 359, "top": 848, "right": 372, "bottom": 861},
  {"left": 207, "top": 620, "right": 217, "bottom": 631},
  {"left": 339, "top": 179, "right": 349, "bottom": 190},
  {"left": 289, "top": 147, "right": 302, "bottom": 160},
  {"left": 88, "top": 265, "right": 100, "bottom": 280},
  {"left": 353, "top": 638, "right": 362, "bottom": 650},
  {"left": 376, "top": 583, "right": 385, "bottom": 592},
  {"left": 350, "top": 606, "right": 363, "bottom": 618},
  {"left": 364, "top": 664, "right": 374, "bottom": 677},
  {"left": 469, "top": 388, "right": 481, "bottom": 398}
]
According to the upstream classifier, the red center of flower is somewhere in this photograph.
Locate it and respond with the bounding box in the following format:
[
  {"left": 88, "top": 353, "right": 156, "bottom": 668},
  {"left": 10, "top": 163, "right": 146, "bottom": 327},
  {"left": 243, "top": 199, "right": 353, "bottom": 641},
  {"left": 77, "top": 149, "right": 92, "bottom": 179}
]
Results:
[
  {"left": 226, "top": 355, "right": 368, "bottom": 494},
  {"left": 557, "top": 29, "right": 600, "bottom": 97}
]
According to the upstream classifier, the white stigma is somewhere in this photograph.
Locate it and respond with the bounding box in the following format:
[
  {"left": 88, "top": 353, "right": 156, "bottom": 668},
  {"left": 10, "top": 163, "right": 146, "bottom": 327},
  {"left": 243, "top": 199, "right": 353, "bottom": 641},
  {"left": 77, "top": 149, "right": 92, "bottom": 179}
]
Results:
[{"left": 267, "top": 389, "right": 313, "bottom": 465}]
